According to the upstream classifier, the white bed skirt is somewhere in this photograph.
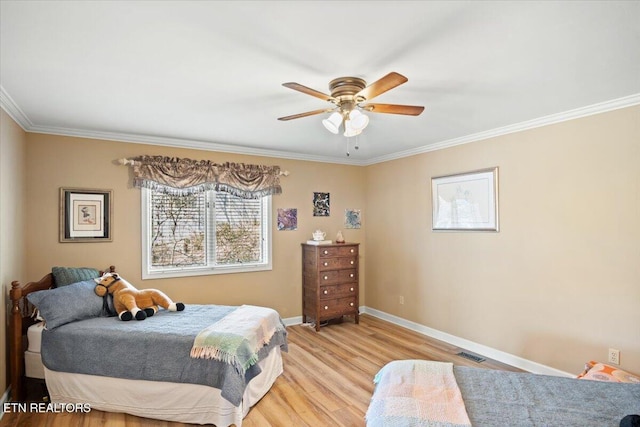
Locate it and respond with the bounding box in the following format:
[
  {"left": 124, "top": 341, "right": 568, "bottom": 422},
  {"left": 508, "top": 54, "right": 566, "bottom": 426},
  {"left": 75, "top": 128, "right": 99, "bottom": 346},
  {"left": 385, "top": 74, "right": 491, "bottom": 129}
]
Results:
[
  {"left": 45, "top": 346, "right": 283, "bottom": 426},
  {"left": 25, "top": 350, "right": 45, "bottom": 379}
]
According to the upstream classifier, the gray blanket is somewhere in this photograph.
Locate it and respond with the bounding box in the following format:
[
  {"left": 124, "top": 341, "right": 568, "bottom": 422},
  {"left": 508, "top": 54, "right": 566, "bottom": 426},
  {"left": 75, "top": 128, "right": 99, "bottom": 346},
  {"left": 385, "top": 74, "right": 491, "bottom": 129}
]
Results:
[
  {"left": 454, "top": 366, "right": 640, "bottom": 426},
  {"left": 41, "top": 304, "right": 288, "bottom": 406}
]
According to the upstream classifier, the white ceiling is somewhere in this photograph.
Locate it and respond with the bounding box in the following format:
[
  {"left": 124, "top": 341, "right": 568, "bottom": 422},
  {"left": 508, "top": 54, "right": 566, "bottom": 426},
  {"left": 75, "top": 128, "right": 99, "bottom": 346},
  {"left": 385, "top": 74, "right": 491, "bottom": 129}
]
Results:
[{"left": 1, "top": 1, "right": 639, "bottom": 165}]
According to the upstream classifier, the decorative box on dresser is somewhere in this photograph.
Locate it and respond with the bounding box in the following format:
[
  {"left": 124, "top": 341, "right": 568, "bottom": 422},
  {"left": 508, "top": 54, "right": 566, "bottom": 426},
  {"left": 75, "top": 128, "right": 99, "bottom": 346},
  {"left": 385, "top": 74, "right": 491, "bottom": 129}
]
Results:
[{"left": 302, "top": 242, "right": 359, "bottom": 331}]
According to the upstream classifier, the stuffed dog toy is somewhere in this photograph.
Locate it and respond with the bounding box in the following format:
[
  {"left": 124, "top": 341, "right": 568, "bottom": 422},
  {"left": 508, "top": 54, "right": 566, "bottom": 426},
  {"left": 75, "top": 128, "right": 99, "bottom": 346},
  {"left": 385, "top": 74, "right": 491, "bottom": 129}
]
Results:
[{"left": 94, "top": 272, "right": 185, "bottom": 321}]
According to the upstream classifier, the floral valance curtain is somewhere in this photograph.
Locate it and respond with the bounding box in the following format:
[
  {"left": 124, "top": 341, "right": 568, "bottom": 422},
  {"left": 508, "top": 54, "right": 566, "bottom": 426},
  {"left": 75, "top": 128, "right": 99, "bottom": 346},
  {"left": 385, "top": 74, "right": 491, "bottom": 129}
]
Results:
[{"left": 122, "top": 155, "right": 283, "bottom": 199}]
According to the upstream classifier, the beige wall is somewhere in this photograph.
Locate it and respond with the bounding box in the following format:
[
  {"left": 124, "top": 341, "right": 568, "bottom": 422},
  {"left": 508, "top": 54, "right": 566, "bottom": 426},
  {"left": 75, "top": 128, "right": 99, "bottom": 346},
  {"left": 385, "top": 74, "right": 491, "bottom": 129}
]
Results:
[
  {"left": 364, "top": 105, "right": 640, "bottom": 374},
  {"left": 5, "top": 104, "right": 639, "bottom": 387},
  {"left": 1, "top": 109, "right": 28, "bottom": 392},
  {"left": 24, "top": 134, "right": 366, "bottom": 319}
]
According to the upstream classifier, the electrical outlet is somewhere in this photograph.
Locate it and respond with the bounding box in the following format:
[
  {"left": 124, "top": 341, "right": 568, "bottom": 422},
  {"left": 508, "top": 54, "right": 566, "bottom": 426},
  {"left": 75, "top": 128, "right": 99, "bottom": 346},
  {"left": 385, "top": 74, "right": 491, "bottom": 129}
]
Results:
[
  {"left": 608, "top": 348, "right": 620, "bottom": 365},
  {"left": 399, "top": 296, "right": 405, "bottom": 305}
]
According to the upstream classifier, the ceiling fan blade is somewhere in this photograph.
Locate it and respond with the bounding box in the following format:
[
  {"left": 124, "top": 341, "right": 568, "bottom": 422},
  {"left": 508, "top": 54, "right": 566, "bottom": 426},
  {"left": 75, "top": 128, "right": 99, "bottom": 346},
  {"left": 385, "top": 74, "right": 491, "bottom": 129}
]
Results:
[
  {"left": 282, "top": 82, "right": 335, "bottom": 102},
  {"left": 360, "top": 103, "right": 425, "bottom": 116},
  {"left": 277, "top": 108, "right": 335, "bottom": 121},
  {"left": 356, "top": 72, "right": 408, "bottom": 101}
]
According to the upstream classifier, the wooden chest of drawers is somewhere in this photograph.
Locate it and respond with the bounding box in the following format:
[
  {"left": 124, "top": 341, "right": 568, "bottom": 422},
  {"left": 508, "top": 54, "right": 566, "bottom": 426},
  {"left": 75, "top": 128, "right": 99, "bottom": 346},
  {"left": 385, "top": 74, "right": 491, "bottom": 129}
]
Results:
[{"left": 302, "top": 242, "right": 359, "bottom": 331}]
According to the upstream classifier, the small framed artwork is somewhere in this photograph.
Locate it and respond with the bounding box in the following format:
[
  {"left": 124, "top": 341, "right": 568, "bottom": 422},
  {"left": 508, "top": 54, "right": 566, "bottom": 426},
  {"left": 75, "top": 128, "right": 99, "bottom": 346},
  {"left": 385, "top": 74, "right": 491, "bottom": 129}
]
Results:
[
  {"left": 60, "top": 188, "right": 112, "bottom": 242},
  {"left": 345, "top": 209, "right": 361, "bottom": 229},
  {"left": 313, "top": 192, "right": 330, "bottom": 217},
  {"left": 277, "top": 208, "right": 298, "bottom": 231},
  {"left": 431, "top": 167, "right": 499, "bottom": 231}
]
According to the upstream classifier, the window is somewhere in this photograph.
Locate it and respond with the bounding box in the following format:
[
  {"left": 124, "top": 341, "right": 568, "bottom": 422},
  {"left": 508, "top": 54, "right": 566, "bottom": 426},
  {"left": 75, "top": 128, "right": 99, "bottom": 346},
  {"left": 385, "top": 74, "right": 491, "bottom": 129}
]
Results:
[{"left": 142, "top": 188, "right": 271, "bottom": 278}]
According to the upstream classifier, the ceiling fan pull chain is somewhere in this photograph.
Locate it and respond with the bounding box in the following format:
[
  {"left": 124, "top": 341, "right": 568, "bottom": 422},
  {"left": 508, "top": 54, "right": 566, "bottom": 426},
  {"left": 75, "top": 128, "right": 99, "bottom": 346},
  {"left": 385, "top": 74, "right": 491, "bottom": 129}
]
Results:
[{"left": 345, "top": 133, "right": 360, "bottom": 157}]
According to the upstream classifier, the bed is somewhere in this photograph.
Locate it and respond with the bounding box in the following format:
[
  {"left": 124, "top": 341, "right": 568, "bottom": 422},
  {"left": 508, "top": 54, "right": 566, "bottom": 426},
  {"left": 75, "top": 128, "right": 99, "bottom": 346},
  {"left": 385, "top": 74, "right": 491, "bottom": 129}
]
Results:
[
  {"left": 9, "top": 266, "right": 288, "bottom": 426},
  {"left": 365, "top": 359, "right": 640, "bottom": 427}
]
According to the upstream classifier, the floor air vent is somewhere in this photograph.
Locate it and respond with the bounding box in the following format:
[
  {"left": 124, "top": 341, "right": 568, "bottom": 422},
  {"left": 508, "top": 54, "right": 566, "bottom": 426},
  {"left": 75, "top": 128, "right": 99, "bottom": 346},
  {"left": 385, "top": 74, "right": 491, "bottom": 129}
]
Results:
[{"left": 457, "top": 351, "right": 486, "bottom": 363}]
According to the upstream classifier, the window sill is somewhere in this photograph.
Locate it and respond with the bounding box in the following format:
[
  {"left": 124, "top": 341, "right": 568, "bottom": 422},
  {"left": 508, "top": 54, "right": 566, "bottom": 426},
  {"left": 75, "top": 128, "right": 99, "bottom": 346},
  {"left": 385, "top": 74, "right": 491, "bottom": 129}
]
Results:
[{"left": 142, "top": 263, "right": 272, "bottom": 280}]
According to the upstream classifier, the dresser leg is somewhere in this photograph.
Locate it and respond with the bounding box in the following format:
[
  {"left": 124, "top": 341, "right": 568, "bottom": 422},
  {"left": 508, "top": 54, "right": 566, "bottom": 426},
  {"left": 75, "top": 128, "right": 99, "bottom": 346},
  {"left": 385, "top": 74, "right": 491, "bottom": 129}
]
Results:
[
  {"left": 355, "top": 313, "right": 359, "bottom": 324},
  {"left": 315, "top": 321, "right": 321, "bottom": 332}
]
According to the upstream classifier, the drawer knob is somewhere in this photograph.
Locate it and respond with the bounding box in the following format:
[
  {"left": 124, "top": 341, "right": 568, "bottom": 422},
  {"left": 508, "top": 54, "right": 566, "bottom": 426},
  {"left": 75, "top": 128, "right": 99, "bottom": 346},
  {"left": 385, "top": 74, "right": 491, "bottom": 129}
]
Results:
[
  {"left": 323, "top": 290, "right": 328, "bottom": 294},
  {"left": 350, "top": 302, "right": 354, "bottom": 307},
  {"left": 324, "top": 306, "right": 328, "bottom": 310},
  {"left": 350, "top": 273, "right": 354, "bottom": 278},
  {"left": 323, "top": 262, "right": 328, "bottom": 266},
  {"left": 323, "top": 276, "right": 328, "bottom": 280},
  {"left": 350, "top": 249, "right": 354, "bottom": 253},
  {"left": 323, "top": 250, "right": 328, "bottom": 255},
  {"left": 350, "top": 260, "right": 354, "bottom": 265},
  {"left": 350, "top": 287, "right": 354, "bottom": 292}
]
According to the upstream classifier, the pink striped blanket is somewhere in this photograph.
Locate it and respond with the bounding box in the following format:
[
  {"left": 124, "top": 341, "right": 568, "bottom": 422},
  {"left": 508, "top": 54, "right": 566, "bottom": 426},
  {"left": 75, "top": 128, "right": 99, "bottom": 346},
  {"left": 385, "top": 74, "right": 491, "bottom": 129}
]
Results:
[{"left": 366, "top": 360, "right": 472, "bottom": 427}]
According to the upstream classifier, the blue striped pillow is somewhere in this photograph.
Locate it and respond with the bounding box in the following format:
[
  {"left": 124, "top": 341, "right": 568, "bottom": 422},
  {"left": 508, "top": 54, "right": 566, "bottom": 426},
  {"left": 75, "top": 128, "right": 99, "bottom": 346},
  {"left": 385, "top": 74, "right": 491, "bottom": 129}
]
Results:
[{"left": 52, "top": 266, "right": 99, "bottom": 287}]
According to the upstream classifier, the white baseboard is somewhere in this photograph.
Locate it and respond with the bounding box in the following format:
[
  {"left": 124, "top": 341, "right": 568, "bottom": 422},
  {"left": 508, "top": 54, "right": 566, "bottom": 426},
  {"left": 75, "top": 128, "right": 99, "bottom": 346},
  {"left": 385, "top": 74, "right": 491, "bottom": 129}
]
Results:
[
  {"left": 282, "top": 315, "right": 303, "bottom": 327},
  {"left": 283, "top": 307, "right": 571, "bottom": 377},
  {"left": 361, "top": 306, "right": 573, "bottom": 377},
  {"left": 0, "top": 385, "right": 10, "bottom": 421}
]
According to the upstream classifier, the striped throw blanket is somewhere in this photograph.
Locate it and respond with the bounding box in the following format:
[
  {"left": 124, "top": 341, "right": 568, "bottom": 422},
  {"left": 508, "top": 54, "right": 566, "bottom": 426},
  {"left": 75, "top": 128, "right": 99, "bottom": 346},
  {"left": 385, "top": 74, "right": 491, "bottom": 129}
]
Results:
[
  {"left": 366, "top": 360, "right": 472, "bottom": 427},
  {"left": 190, "top": 304, "right": 284, "bottom": 374}
]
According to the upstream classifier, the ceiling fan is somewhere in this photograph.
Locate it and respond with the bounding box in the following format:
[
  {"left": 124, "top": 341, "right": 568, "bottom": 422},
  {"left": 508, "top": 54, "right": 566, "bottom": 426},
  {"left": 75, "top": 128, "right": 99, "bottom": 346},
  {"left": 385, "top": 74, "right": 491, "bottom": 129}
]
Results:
[{"left": 277, "top": 72, "right": 424, "bottom": 137}]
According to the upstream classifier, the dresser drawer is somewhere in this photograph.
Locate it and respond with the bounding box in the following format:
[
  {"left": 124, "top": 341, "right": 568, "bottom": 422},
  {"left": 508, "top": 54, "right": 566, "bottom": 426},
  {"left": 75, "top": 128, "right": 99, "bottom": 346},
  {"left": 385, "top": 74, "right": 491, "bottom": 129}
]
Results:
[
  {"left": 318, "top": 257, "right": 357, "bottom": 271},
  {"left": 318, "top": 297, "right": 358, "bottom": 318},
  {"left": 317, "top": 269, "right": 357, "bottom": 285},
  {"left": 319, "top": 283, "right": 357, "bottom": 300},
  {"left": 318, "top": 245, "right": 359, "bottom": 258},
  {"left": 302, "top": 242, "right": 360, "bottom": 331}
]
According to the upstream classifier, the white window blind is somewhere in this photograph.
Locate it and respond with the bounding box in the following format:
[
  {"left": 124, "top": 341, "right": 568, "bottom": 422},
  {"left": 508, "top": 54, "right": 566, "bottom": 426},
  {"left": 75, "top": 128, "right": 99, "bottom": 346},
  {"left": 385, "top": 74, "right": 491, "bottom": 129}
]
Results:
[
  {"left": 214, "top": 192, "right": 263, "bottom": 265},
  {"left": 150, "top": 192, "right": 207, "bottom": 268},
  {"left": 142, "top": 189, "right": 271, "bottom": 278}
]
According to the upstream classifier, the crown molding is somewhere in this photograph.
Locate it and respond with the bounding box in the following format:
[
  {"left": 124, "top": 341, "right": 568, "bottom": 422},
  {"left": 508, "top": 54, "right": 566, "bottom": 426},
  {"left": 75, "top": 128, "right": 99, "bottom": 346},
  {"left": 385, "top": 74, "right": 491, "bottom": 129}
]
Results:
[
  {"left": 363, "top": 93, "right": 640, "bottom": 165},
  {"left": 2, "top": 83, "right": 637, "bottom": 167},
  {"left": 0, "top": 84, "right": 363, "bottom": 165},
  {"left": 25, "top": 123, "right": 362, "bottom": 165},
  {"left": 0, "top": 86, "right": 33, "bottom": 130}
]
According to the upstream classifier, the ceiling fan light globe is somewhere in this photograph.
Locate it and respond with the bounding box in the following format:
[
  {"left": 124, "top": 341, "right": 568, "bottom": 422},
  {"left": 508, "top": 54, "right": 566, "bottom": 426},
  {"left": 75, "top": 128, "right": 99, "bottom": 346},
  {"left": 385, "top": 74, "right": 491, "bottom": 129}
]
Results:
[
  {"left": 344, "top": 128, "right": 362, "bottom": 137},
  {"left": 322, "top": 112, "right": 342, "bottom": 134},
  {"left": 343, "top": 120, "right": 362, "bottom": 137},
  {"left": 349, "top": 110, "right": 369, "bottom": 130}
]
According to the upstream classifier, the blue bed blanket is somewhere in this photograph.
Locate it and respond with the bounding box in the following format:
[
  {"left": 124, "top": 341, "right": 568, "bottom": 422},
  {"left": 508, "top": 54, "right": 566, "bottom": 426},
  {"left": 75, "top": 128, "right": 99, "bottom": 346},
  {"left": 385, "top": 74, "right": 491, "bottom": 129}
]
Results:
[
  {"left": 366, "top": 361, "right": 640, "bottom": 427},
  {"left": 41, "top": 304, "right": 288, "bottom": 406}
]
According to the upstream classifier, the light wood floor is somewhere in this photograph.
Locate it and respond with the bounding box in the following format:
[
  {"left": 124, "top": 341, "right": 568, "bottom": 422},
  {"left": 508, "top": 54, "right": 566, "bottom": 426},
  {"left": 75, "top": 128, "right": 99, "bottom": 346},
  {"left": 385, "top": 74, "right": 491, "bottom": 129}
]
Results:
[{"left": 1, "top": 314, "right": 521, "bottom": 427}]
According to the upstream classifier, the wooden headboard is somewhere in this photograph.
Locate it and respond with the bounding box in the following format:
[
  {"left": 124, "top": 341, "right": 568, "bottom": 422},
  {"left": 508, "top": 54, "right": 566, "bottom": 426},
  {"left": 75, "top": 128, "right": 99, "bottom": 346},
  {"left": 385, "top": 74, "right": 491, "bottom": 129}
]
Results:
[{"left": 9, "top": 265, "right": 115, "bottom": 401}]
